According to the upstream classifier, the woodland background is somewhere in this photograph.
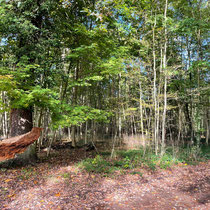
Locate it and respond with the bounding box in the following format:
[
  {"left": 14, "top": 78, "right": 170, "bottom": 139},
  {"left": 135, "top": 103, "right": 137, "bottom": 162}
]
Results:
[{"left": 0, "top": 0, "right": 209, "bottom": 159}]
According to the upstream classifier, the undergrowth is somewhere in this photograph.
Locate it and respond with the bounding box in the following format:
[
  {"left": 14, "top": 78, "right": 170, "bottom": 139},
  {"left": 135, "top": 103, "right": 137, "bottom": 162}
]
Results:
[{"left": 78, "top": 145, "right": 210, "bottom": 174}]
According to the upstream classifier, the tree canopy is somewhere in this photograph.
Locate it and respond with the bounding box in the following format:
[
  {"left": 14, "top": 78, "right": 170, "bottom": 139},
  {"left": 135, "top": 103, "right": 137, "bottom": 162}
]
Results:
[{"left": 0, "top": 0, "right": 209, "bottom": 152}]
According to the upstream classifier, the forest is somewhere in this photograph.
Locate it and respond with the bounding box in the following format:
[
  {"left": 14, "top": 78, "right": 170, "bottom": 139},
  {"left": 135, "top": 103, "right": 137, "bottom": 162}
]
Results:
[{"left": 0, "top": 0, "right": 209, "bottom": 209}]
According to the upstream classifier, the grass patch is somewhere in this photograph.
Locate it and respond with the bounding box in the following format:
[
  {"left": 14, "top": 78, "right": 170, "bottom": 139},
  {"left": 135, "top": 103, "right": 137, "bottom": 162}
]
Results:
[
  {"left": 18, "top": 167, "right": 38, "bottom": 180},
  {"left": 78, "top": 145, "right": 210, "bottom": 174},
  {"left": 200, "top": 145, "right": 210, "bottom": 159},
  {"left": 178, "top": 145, "right": 210, "bottom": 163},
  {"left": 62, "top": 172, "right": 70, "bottom": 179},
  {"left": 100, "top": 151, "right": 111, "bottom": 156},
  {"left": 130, "top": 171, "right": 143, "bottom": 176},
  {"left": 78, "top": 155, "right": 115, "bottom": 174}
]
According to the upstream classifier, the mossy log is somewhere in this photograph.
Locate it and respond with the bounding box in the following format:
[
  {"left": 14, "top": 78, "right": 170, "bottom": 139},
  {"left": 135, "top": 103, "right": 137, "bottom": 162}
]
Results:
[{"left": 0, "top": 127, "right": 42, "bottom": 162}]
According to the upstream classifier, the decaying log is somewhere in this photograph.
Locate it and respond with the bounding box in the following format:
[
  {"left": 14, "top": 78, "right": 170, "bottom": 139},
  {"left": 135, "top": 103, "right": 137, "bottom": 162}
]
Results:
[{"left": 0, "top": 127, "right": 43, "bottom": 162}]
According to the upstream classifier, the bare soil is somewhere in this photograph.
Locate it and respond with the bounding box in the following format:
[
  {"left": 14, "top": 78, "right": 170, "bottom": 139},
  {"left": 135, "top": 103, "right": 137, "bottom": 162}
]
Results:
[{"left": 0, "top": 148, "right": 209, "bottom": 210}]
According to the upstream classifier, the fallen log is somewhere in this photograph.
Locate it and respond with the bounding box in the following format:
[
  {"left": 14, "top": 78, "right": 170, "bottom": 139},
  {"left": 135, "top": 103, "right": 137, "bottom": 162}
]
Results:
[{"left": 0, "top": 127, "right": 43, "bottom": 162}]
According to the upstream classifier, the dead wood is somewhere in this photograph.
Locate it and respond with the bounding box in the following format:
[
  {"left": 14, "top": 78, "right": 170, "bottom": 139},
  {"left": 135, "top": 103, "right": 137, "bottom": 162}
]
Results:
[{"left": 0, "top": 127, "right": 43, "bottom": 162}]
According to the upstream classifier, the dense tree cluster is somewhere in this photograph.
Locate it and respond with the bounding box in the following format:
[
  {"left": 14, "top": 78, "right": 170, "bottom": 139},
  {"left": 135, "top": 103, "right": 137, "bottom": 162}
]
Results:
[{"left": 0, "top": 0, "right": 209, "bottom": 161}]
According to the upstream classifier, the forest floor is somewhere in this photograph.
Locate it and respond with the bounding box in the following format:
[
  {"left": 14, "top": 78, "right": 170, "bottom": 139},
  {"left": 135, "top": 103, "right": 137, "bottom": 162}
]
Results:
[{"left": 0, "top": 148, "right": 209, "bottom": 210}]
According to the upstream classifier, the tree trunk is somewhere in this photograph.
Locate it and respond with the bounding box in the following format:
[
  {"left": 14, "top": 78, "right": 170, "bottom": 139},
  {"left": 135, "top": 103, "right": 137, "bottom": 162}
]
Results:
[
  {"left": 9, "top": 108, "right": 37, "bottom": 164},
  {"left": 152, "top": 13, "right": 158, "bottom": 154},
  {"left": 161, "top": 0, "right": 168, "bottom": 156},
  {"left": 10, "top": 108, "right": 33, "bottom": 137},
  {"left": 0, "top": 127, "right": 42, "bottom": 162}
]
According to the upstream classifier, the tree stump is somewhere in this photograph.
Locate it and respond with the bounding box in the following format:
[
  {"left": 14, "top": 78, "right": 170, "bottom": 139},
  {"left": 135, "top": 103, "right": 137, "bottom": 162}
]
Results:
[{"left": 0, "top": 127, "right": 42, "bottom": 162}]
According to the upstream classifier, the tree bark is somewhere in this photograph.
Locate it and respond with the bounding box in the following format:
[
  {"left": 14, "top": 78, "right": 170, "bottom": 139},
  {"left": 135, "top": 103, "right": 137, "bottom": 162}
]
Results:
[
  {"left": 161, "top": 0, "right": 168, "bottom": 156},
  {"left": 152, "top": 13, "right": 158, "bottom": 154},
  {"left": 9, "top": 107, "right": 37, "bottom": 164},
  {"left": 10, "top": 108, "right": 33, "bottom": 137},
  {"left": 0, "top": 127, "right": 42, "bottom": 162}
]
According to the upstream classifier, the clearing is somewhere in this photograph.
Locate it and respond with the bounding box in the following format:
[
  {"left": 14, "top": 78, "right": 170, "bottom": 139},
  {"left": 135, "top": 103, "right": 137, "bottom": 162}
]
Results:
[{"left": 0, "top": 148, "right": 209, "bottom": 210}]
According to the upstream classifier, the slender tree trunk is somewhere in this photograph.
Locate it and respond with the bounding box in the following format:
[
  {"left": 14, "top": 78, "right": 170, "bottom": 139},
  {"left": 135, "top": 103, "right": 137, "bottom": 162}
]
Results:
[
  {"left": 156, "top": 82, "right": 161, "bottom": 149},
  {"left": 178, "top": 103, "right": 182, "bottom": 146},
  {"left": 118, "top": 73, "right": 122, "bottom": 138},
  {"left": 186, "top": 38, "right": 194, "bottom": 144},
  {"left": 206, "top": 107, "right": 209, "bottom": 145},
  {"left": 1, "top": 92, "right": 8, "bottom": 138},
  {"left": 47, "top": 131, "right": 57, "bottom": 157},
  {"left": 161, "top": 0, "right": 168, "bottom": 156},
  {"left": 84, "top": 121, "right": 88, "bottom": 144},
  {"left": 71, "top": 126, "right": 76, "bottom": 147},
  {"left": 139, "top": 81, "right": 144, "bottom": 136},
  {"left": 152, "top": 13, "right": 158, "bottom": 154},
  {"left": 195, "top": 8, "right": 202, "bottom": 146}
]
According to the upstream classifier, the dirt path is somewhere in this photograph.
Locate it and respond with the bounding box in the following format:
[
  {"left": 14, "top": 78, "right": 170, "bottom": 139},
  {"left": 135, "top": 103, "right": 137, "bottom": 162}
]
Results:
[{"left": 0, "top": 149, "right": 209, "bottom": 210}]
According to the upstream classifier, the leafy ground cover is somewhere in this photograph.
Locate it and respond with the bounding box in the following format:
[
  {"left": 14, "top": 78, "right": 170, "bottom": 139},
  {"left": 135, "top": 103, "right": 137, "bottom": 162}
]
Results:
[
  {"left": 79, "top": 145, "right": 210, "bottom": 173},
  {"left": 0, "top": 147, "right": 209, "bottom": 210}
]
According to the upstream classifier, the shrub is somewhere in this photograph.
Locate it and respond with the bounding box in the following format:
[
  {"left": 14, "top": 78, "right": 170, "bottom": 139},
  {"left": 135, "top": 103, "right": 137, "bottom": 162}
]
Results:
[
  {"left": 62, "top": 172, "right": 70, "bottom": 178},
  {"left": 79, "top": 155, "right": 114, "bottom": 174},
  {"left": 78, "top": 145, "right": 210, "bottom": 174}
]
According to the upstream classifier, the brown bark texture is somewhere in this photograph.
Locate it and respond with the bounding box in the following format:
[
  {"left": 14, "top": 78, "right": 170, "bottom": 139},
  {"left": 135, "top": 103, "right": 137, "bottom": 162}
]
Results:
[
  {"left": 10, "top": 108, "right": 33, "bottom": 137},
  {"left": 0, "top": 127, "right": 42, "bottom": 162}
]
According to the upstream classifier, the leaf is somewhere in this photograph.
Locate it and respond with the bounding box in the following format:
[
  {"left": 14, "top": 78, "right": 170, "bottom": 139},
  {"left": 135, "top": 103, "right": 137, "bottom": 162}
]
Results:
[
  {"left": 5, "top": 179, "right": 12, "bottom": 183},
  {"left": 55, "top": 192, "right": 61, "bottom": 197},
  {"left": 8, "top": 193, "right": 16, "bottom": 198}
]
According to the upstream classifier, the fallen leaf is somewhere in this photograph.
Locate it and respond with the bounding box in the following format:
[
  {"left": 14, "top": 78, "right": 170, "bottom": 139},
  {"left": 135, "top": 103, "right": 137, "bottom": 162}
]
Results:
[
  {"left": 55, "top": 192, "right": 61, "bottom": 197},
  {"left": 8, "top": 194, "right": 16, "bottom": 198}
]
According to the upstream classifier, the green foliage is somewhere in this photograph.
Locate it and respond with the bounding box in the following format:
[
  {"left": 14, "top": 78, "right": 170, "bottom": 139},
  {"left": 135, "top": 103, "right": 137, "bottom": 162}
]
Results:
[
  {"left": 178, "top": 145, "right": 210, "bottom": 163},
  {"left": 79, "top": 144, "right": 210, "bottom": 174},
  {"left": 62, "top": 172, "right": 70, "bottom": 179},
  {"left": 159, "top": 154, "right": 177, "bottom": 169},
  {"left": 117, "top": 149, "right": 144, "bottom": 159},
  {"left": 113, "top": 156, "right": 134, "bottom": 169},
  {"left": 9, "top": 86, "right": 59, "bottom": 109},
  {"left": 116, "top": 149, "right": 157, "bottom": 170},
  {"left": 0, "top": 0, "right": 209, "bottom": 160},
  {"left": 52, "top": 105, "right": 112, "bottom": 129},
  {"left": 130, "top": 171, "right": 143, "bottom": 176},
  {"left": 200, "top": 145, "right": 210, "bottom": 160},
  {"left": 0, "top": 0, "right": 123, "bottom": 130},
  {"left": 100, "top": 47, "right": 129, "bottom": 76},
  {"left": 0, "top": 73, "right": 15, "bottom": 92},
  {"left": 18, "top": 167, "right": 37, "bottom": 180},
  {"left": 78, "top": 155, "right": 114, "bottom": 174}
]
